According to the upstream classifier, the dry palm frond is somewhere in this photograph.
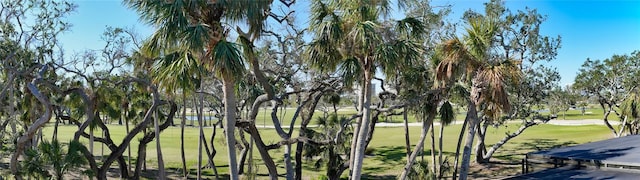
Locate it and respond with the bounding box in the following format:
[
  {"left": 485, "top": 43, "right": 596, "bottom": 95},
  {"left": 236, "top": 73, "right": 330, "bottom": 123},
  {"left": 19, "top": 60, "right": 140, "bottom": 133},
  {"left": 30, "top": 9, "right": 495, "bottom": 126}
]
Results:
[
  {"left": 436, "top": 38, "right": 470, "bottom": 83},
  {"left": 478, "top": 66, "right": 510, "bottom": 113}
]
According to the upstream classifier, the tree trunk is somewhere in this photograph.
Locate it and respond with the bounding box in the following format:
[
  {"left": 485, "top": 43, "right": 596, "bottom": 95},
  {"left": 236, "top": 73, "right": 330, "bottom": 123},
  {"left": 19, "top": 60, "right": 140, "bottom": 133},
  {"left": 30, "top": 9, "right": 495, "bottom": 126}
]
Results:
[
  {"left": 209, "top": 121, "right": 220, "bottom": 179},
  {"left": 452, "top": 116, "right": 469, "bottom": 180},
  {"left": 222, "top": 77, "right": 240, "bottom": 180},
  {"left": 403, "top": 108, "right": 411, "bottom": 161},
  {"left": 327, "top": 147, "right": 341, "bottom": 180},
  {"left": 0, "top": 87, "right": 16, "bottom": 150},
  {"left": 180, "top": 89, "right": 189, "bottom": 178},
  {"left": 349, "top": 81, "right": 366, "bottom": 176},
  {"left": 131, "top": 104, "right": 176, "bottom": 179},
  {"left": 154, "top": 107, "right": 166, "bottom": 179},
  {"left": 90, "top": 126, "right": 94, "bottom": 156},
  {"left": 245, "top": 124, "right": 279, "bottom": 179},
  {"left": 133, "top": 141, "right": 147, "bottom": 180},
  {"left": 143, "top": 128, "right": 147, "bottom": 171},
  {"left": 600, "top": 103, "right": 618, "bottom": 136},
  {"left": 197, "top": 91, "right": 204, "bottom": 180},
  {"left": 618, "top": 116, "right": 628, "bottom": 137},
  {"left": 430, "top": 120, "right": 437, "bottom": 178},
  {"left": 101, "top": 117, "right": 105, "bottom": 159},
  {"left": 295, "top": 133, "right": 306, "bottom": 180},
  {"left": 238, "top": 131, "right": 250, "bottom": 174},
  {"left": 53, "top": 116, "right": 60, "bottom": 141},
  {"left": 125, "top": 109, "right": 131, "bottom": 176},
  {"left": 200, "top": 124, "right": 218, "bottom": 175},
  {"left": 192, "top": 96, "right": 197, "bottom": 127},
  {"left": 398, "top": 105, "right": 436, "bottom": 180},
  {"left": 284, "top": 144, "right": 294, "bottom": 180},
  {"left": 475, "top": 121, "right": 489, "bottom": 164},
  {"left": 248, "top": 135, "right": 254, "bottom": 177},
  {"left": 350, "top": 70, "right": 373, "bottom": 180},
  {"left": 482, "top": 121, "right": 538, "bottom": 162},
  {"left": 459, "top": 100, "right": 479, "bottom": 180},
  {"left": 295, "top": 92, "right": 325, "bottom": 180},
  {"left": 438, "top": 119, "right": 445, "bottom": 179},
  {"left": 181, "top": 93, "right": 188, "bottom": 178}
]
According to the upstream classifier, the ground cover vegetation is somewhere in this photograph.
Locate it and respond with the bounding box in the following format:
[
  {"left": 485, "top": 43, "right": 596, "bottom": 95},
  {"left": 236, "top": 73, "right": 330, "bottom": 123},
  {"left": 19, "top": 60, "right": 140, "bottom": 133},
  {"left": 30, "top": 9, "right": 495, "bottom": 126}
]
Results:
[{"left": 0, "top": 0, "right": 636, "bottom": 179}]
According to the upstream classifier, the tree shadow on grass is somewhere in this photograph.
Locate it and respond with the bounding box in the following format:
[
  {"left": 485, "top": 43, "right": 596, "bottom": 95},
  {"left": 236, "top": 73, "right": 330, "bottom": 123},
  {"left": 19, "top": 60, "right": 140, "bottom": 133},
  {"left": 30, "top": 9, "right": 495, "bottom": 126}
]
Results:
[
  {"left": 361, "top": 174, "right": 398, "bottom": 180},
  {"left": 141, "top": 167, "right": 231, "bottom": 180},
  {"left": 372, "top": 146, "right": 409, "bottom": 164}
]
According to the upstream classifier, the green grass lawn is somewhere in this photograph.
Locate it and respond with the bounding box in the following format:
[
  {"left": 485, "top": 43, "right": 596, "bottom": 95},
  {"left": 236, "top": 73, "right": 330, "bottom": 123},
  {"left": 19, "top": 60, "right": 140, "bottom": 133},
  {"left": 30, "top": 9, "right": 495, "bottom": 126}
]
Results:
[
  {"left": 21, "top": 120, "right": 614, "bottom": 179},
  {"left": 538, "top": 108, "right": 620, "bottom": 121},
  {"left": 184, "top": 107, "right": 469, "bottom": 128},
  {"left": 185, "top": 107, "right": 617, "bottom": 130}
]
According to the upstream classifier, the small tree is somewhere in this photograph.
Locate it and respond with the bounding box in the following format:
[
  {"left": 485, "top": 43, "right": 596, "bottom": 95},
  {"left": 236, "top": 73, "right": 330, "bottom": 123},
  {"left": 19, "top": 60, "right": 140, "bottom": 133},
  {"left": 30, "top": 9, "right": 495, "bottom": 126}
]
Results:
[
  {"left": 23, "top": 140, "right": 88, "bottom": 180},
  {"left": 304, "top": 114, "right": 352, "bottom": 180}
]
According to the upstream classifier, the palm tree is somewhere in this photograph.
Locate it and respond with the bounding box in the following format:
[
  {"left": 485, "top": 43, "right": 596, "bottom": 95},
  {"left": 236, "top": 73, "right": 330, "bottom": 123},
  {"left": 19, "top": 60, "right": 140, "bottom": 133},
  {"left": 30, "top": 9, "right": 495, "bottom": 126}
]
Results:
[
  {"left": 398, "top": 95, "right": 439, "bottom": 180},
  {"left": 307, "top": 1, "right": 424, "bottom": 178},
  {"left": 395, "top": 59, "right": 447, "bottom": 180},
  {"left": 23, "top": 139, "right": 88, "bottom": 180},
  {"left": 125, "top": 1, "right": 272, "bottom": 179},
  {"left": 437, "top": 101, "right": 455, "bottom": 178},
  {"left": 436, "top": 17, "right": 520, "bottom": 180},
  {"left": 150, "top": 48, "right": 203, "bottom": 178},
  {"left": 620, "top": 91, "right": 640, "bottom": 136}
]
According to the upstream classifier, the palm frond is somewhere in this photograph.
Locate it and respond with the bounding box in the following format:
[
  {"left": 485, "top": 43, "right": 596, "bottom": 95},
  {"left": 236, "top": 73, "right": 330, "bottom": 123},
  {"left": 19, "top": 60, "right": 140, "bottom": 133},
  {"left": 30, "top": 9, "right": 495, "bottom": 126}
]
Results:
[
  {"left": 348, "top": 21, "right": 380, "bottom": 53},
  {"left": 125, "top": 0, "right": 194, "bottom": 51},
  {"left": 477, "top": 65, "right": 511, "bottom": 115},
  {"left": 220, "top": 0, "right": 271, "bottom": 38},
  {"left": 64, "top": 140, "right": 88, "bottom": 171},
  {"left": 395, "top": 17, "right": 426, "bottom": 38},
  {"left": 436, "top": 38, "right": 469, "bottom": 82},
  {"left": 439, "top": 101, "right": 455, "bottom": 125},
  {"left": 209, "top": 39, "right": 245, "bottom": 80},
  {"left": 152, "top": 50, "right": 203, "bottom": 95},
  {"left": 464, "top": 16, "right": 498, "bottom": 61},
  {"left": 621, "top": 92, "right": 640, "bottom": 118},
  {"left": 376, "top": 39, "right": 423, "bottom": 78},
  {"left": 338, "top": 57, "right": 363, "bottom": 87}
]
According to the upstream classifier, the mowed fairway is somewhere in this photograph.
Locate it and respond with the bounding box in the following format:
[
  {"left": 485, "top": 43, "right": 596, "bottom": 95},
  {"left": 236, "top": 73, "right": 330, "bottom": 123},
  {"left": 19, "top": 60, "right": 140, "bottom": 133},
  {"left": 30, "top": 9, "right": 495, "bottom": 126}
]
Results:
[
  {"left": 246, "top": 107, "right": 617, "bottom": 127},
  {"left": 37, "top": 120, "right": 614, "bottom": 179}
]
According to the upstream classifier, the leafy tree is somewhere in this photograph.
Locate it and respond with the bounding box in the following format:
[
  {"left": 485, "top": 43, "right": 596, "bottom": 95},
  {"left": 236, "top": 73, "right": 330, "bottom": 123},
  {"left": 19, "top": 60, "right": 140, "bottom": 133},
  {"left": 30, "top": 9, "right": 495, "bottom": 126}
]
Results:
[
  {"left": 125, "top": 1, "right": 274, "bottom": 179},
  {"left": 307, "top": 1, "right": 425, "bottom": 178},
  {"left": 0, "top": 1, "right": 76, "bottom": 178},
  {"left": 450, "top": 0, "right": 562, "bottom": 170},
  {"left": 548, "top": 87, "right": 568, "bottom": 118},
  {"left": 436, "top": 14, "right": 521, "bottom": 180},
  {"left": 574, "top": 51, "right": 640, "bottom": 136},
  {"left": 575, "top": 50, "right": 640, "bottom": 136},
  {"left": 146, "top": 40, "right": 203, "bottom": 178}
]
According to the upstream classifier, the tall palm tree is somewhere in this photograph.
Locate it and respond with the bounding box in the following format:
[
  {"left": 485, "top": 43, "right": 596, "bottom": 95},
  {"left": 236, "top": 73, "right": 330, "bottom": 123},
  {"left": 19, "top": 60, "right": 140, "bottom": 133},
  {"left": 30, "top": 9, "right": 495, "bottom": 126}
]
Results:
[
  {"left": 125, "top": 1, "right": 272, "bottom": 179},
  {"left": 436, "top": 16, "right": 520, "bottom": 180},
  {"left": 307, "top": 1, "right": 424, "bottom": 178},
  {"left": 151, "top": 49, "right": 203, "bottom": 178}
]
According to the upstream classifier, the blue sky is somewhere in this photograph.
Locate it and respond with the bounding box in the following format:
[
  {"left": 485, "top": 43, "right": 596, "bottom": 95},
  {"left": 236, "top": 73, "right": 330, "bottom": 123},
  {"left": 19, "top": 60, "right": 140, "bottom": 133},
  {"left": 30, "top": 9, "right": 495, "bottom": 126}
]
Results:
[{"left": 58, "top": 0, "right": 640, "bottom": 86}]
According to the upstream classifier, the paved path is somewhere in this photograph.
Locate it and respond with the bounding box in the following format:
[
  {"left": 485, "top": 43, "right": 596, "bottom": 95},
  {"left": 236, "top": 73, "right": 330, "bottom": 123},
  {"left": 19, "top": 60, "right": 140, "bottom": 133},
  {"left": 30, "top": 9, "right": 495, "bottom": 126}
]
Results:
[
  {"left": 254, "top": 119, "right": 617, "bottom": 129},
  {"left": 545, "top": 119, "right": 620, "bottom": 126},
  {"left": 378, "top": 119, "right": 619, "bottom": 127}
]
